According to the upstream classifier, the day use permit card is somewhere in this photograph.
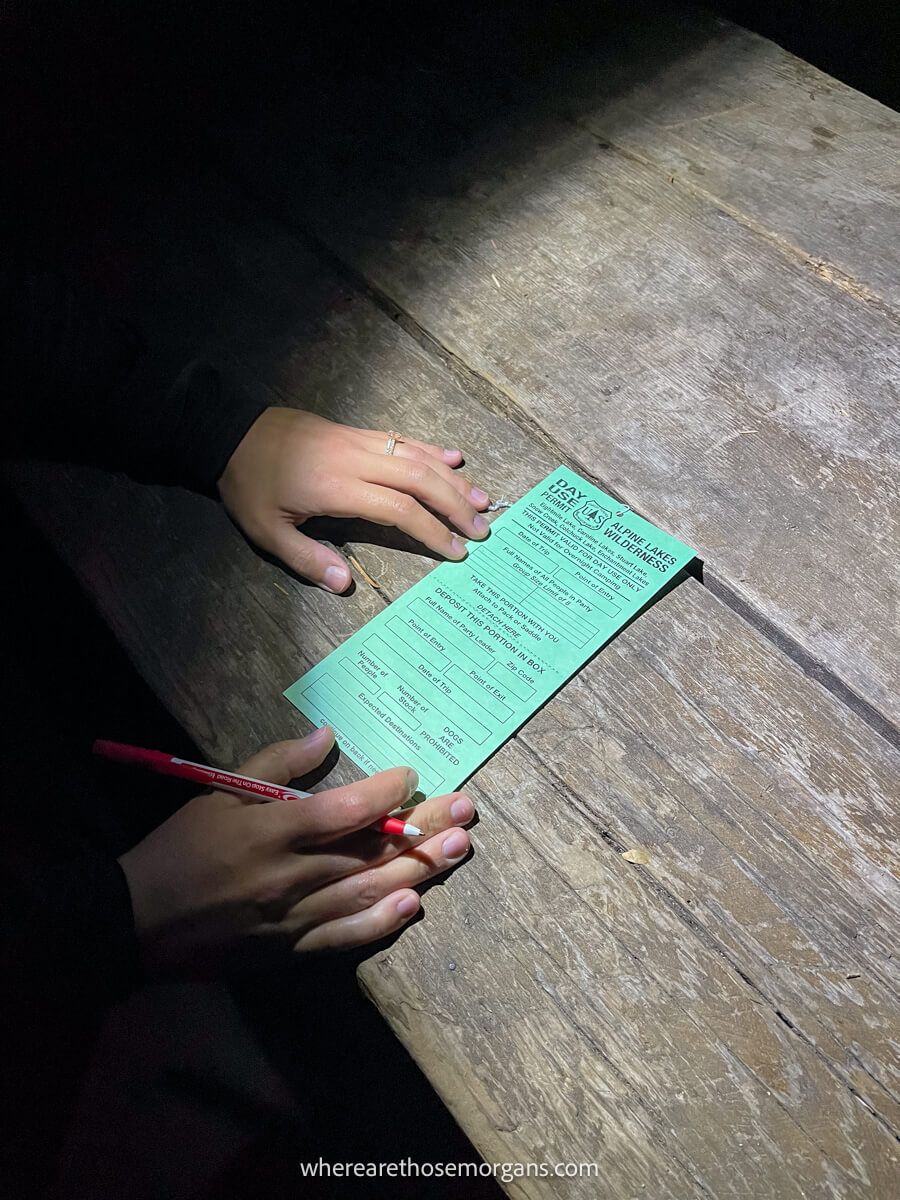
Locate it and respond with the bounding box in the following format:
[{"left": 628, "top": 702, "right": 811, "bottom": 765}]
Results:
[{"left": 284, "top": 466, "right": 694, "bottom": 796}]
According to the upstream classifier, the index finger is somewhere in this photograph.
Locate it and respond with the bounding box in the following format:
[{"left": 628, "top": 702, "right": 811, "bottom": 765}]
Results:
[{"left": 269, "top": 766, "right": 420, "bottom": 845}]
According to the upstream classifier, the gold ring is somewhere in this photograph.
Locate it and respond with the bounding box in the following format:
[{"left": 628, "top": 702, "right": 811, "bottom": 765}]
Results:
[{"left": 384, "top": 431, "right": 404, "bottom": 455}]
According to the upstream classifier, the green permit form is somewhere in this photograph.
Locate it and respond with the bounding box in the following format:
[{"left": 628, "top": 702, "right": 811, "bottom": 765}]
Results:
[{"left": 284, "top": 466, "right": 694, "bottom": 796}]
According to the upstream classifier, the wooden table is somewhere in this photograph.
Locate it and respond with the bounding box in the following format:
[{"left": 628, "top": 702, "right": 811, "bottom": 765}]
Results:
[{"left": 11, "top": 8, "right": 899, "bottom": 1197}]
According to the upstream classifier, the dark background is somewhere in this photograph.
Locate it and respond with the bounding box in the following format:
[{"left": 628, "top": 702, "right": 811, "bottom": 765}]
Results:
[
  {"left": 718, "top": 0, "right": 898, "bottom": 107},
  {"left": 4, "top": 2, "right": 898, "bottom": 186}
]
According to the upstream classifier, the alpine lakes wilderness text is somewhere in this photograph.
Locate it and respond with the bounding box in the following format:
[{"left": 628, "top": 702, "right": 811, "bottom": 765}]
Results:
[{"left": 542, "top": 478, "right": 678, "bottom": 573}]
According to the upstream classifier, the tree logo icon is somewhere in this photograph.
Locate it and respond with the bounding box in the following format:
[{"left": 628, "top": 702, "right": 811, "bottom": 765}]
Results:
[{"left": 573, "top": 501, "right": 612, "bottom": 531}]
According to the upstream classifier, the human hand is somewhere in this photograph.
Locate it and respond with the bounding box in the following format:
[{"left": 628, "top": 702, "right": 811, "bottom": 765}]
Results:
[
  {"left": 118, "top": 726, "right": 474, "bottom": 964},
  {"left": 218, "top": 408, "right": 492, "bottom": 591}
]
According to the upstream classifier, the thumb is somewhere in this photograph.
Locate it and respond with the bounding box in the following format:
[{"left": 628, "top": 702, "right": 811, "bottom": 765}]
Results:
[
  {"left": 270, "top": 524, "right": 352, "bottom": 594},
  {"left": 238, "top": 727, "right": 336, "bottom": 786}
]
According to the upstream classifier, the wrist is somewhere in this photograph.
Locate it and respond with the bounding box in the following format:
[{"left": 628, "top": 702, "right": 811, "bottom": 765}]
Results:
[{"left": 217, "top": 404, "right": 281, "bottom": 503}]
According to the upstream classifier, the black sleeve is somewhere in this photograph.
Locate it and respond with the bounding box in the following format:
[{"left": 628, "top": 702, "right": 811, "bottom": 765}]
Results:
[
  {"left": 0, "top": 251, "right": 267, "bottom": 493},
  {"left": 0, "top": 831, "right": 140, "bottom": 1009}
]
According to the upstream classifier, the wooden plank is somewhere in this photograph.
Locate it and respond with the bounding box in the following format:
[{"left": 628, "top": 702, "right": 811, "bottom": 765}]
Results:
[
  {"left": 202, "top": 0, "right": 900, "bottom": 311},
  {"left": 349, "top": 453, "right": 900, "bottom": 1142},
  {"left": 564, "top": 10, "right": 900, "bottom": 309},
  {"left": 19, "top": 455, "right": 900, "bottom": 1197},
  {"left": 209, "top": 14, "right": 900, "bottom": 733},
  {"left": 8, "top": 180, "right": 898, "bottom": 1195}
]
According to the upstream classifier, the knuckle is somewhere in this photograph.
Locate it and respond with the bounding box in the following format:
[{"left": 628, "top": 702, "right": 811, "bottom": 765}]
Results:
[
  {"left": 403, "top": 464, "right": 426, "bottom": 488},
  {"left": 290, "top": 554, "right": 314, "bottom": 577},
  {"left": 247, "top": 816, "right": 278, "bottom": 855},
  {"left": 383, "top": 770, "right": 410, "bottom": 807},
  {"left": 393, "top": 493, "right": 417, "bottom": 518},
  {"left": 254, "top": 878, "right": 289, "bottom": 908},
  {"left": 335, "top": 788, "right": 368, "bottom": 828},
  {"left": 297, "top": 549, "right": 324, "bottom": 575},
  {"left": 265, "top": 741, "right": 293, "bottom": 770},
  {"left": 354, "top": 869, "right": 382, "bottom": 910},
  {"left": 310, "top": 465, "right": 342, "bottom": 497}
]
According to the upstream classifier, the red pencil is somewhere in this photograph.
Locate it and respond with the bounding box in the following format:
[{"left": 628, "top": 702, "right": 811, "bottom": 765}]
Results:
[{"left": 92, "top": 739, "right": 423, "bottom": 837}]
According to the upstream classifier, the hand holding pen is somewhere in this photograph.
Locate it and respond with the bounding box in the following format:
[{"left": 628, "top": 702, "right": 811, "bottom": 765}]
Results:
[
  {"left": 94, "top": 737, "right": 424, "bottom": 837},
  {"left": 100, "top": 726, "right": 475, "bottom": 962}
]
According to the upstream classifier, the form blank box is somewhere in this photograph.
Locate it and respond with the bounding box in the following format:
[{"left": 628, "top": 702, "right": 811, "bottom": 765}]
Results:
[
  {"left": 385, "top": 615, "right": 450, "bottom": 670},
  {"left": 489, "top": 660, "right": 536, "bottom": 701},
  {"left": 446, "top": 665, "right": 514, "bottom": 721},
  {"left": 555, "top": 569, "right": 622, "bottom": 617}
]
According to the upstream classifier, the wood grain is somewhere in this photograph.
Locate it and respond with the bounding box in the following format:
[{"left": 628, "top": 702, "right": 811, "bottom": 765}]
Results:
[
  {"left": 14, "top": 455, "right": 899, "bottom": 1197},
  {"left": 564, "top": 11, "right": 900, "bottom": 309},
  {"left": 210, "top": 13, "right": 900, "bottom": 734},
  {"left": 9, "top": 174, "right": 899, "bottom": 1196}
]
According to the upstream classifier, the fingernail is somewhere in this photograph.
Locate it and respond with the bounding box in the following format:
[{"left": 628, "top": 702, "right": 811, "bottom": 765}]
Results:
[
  {"left": 396, "top": 893, "right": 420, "bottom": 918},
  {"left": 442, "top": 830, "right": 469, "bottom": 862},
  {"left": 470, "top": 486, "right": 489, "bottom": 505},
  {"left": 473, "top": 514, "right": 489, "bottom": 534},
  {"left": 406, "top": 768, "right": 419, "bottom": 796},
  {"left": 450, "top": 796, "right": 474, "bottom": 824},
  {"left": 306, "top": 724, "right": 333, "bottom": 746},
  {"left": 323, "top": 564, "right": 350, "bottom": 593},
  {"left": 442, "top": 448, "right": 462, "bottom": 463},
  {"left": 449, "top": 535, "right": 467, "bottom": 559}
]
